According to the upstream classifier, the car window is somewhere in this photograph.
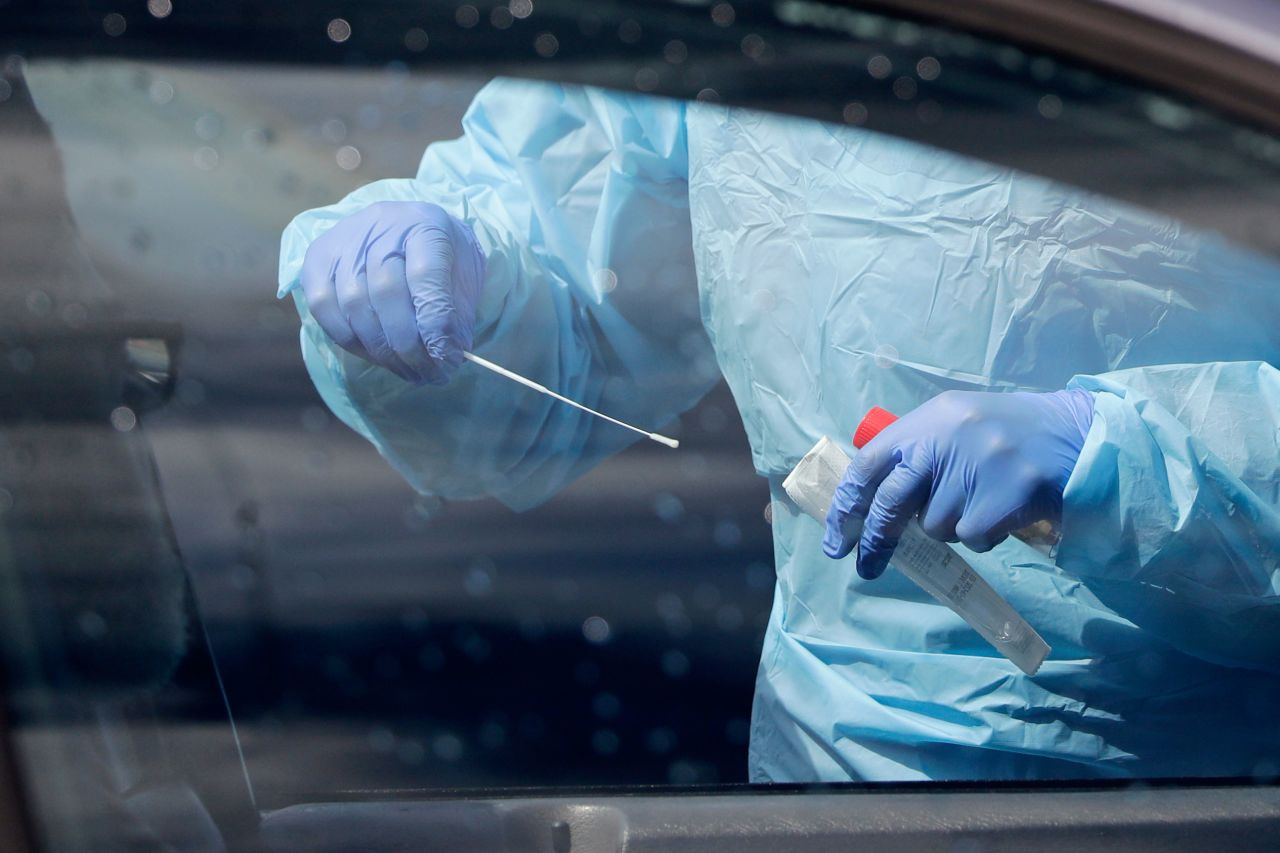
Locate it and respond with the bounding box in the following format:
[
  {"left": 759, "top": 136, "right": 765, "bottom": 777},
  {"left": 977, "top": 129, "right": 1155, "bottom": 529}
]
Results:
[{"left": 3, "top": 2, "right": 1280, "bottom": 850}]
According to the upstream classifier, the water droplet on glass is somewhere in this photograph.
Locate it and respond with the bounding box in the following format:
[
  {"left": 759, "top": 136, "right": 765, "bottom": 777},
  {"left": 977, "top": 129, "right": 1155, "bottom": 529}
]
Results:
[
  {"left": 175, "top": 378, "right": 205, "bottom": 407},
  {"left": 668, "top": 760, "right": 700, "bottom": 784},
  {"left": 534, "top": 32, "right": 559, "bottom": 58},
  {"left": 490, "top": 6, "right": 514, "bottom": 29},
  {"left": 892, "top": 77, "right": 917, "bottom": 100},
  {"left": 464, "top": 564, "right": 493, "bottom": 597},
  {"left": 396, "top": 739, "right": 426, "bottom": 765},
  {"left": 103, "top": 13, "right": 127, "bottom": 37},
  {"left": 716, "top": 604, "right": 744, "bottom": 631},
  {"left": 995, "top": 46, "right": 1025, "bottom": 71},
  {"left": 574, "top": 660, "right": 600, "bottom": 685},
  {"left": 404, "top": 27, "right": 430, "bottom": 52},
  {"left": 916, "top": 99, "right": 942, "bottom": 124},
  {"left": 1037, "top": 94, "right": 1063, "bottom": 120},
  {"left": 664, "top": 39, "right": 688, "bottom": 64},
  {"left": 479, "top": 721, "right": 507, "bottom": 749},
  {"left": 892, "top": 21, "right": 922, "bottom": 46},
  {"left": 594, "top": 267, "right": 618, "bottom": 292},
  {"left": 618, "top": 19, "right": 642, "bottom": 44},
  {"left": 697, "top": 404, "right": 726, "bottom": 434},
  {"left": 655, "top": 593, "right": 685, "bottom": 621},
  {"left": 634, "top": 67, "right": 659, "bottom": 92},
  {"left": 78, "top": 610, "right": 108, "bottom": 639},
  {"left": 582, "top": 615, "right": 611, "bottom": 644},
  {"left": 517, "top": 613, "right": 545, "bottom": 640},
  {"left": 867, "top": 55, "right": 892, "bottom": 80},
  {"left": 368, "top": 725, "right": 395, "bottom": 752},
  {"left": 306, "top": 449, "right": 332, "bottom": 472},
  {"left": 653, "top": 492, "right": 685, "bottom": 523},
  {"left": 433, "top": 733, "right": 464, "bottom": 761},
  {"left": 510, "top": 0, "right": 534, "bottom": 20},
  {"left": 842, "top": 101, "right": 868, "bottom": 125},
  {"left": 110, "top": 406, "right": 137, "bottom": 432},
  {"left": 695, "top": 87, "right": 719, "bottom": 103},
  {"left": 661, "top": 649, "right": 690, "bottom": 678},
  {"left": 408, "top": 494, "right": 443, "bottom": 522},
  {"left": 147, "top": 0, "right": 172, "bottom": 18},
  {"left": 129, "top": 230, "right": 152, "bottom": 258},
  {"left": 193, "top": 146, "right": 219, "bottom": 171},
  {"left": 710, "top": 2, "right": 735, "bottom": 27},
  {"left": 680, "top": 451, "right": 709, "bottom": 479},
  {"left": 916, "top": 56, "right": 940, "bottom": 81},
  {"left": 713, "top": 519, "right": 742, "bottom": 548},
  {"left": 1029, "top": 57, "right": 1056, "bottom": 82},
  {"left": 25, "top": 289, "right": 52, "bottom": 316},
  {"left": 873, "top": 343, "right": 898, "bottom": 368},
  {"left": 740, "top": 33, "right": 765, "bottom": 59},
  {"left": 147, "top": 79, "right": 173, "bottom": 104},
  {"left": 356, "top": 103, "right": 382, "bottom": 130},
  {"left": 1142, "top": 96, "right": 1193, "bottom": 131},
  {"left": 324, "top": 655, "right": 352, "bottom": 681},
  {"left": 646, "top": 727, "right": 677, "bottom": 754},
  {"left": 336, "top": 145, "right": 362, "bottom": 171},
  {"left": 693, "top": 582, "right": 720, "bottom": 610},
  {"left": 762, "top": 502, "right": 773, "bottom": 524},
  {"left": 593, "top": 692, "right": 622, "bottom": 719},
  {"left": 592, "top": 729, "right": 620, "bottom": 755},
  {"left": 455, "top": 628, "right": 491, "bottom": 661},
  {"left": 455, "top": 5, "right": 479, "bottom": 28},
  {"left": 228, "top": 562, "right": 257, "bottom": 592},
  {"left": 746, "top": 561, "right": 773, "bottom": 590},
  {"left": 1137, "top": 650, "right": 1164, "bottom": 678},
  {"left": 8, "top": 349, "right": 33, "bottom": 374},
  {"left": 400, "top": 605, "right": 429, "bottom": 632},
  {"left": 242, "top": 126, "right": 273, "bottom": 151},
  {"left": 327, "top": 18, "right": 352, "bottom": 43},
  {"left": 321, "top": 117, "right": 347, "bottom": 143},
  {"left": 554, "top": 578, "right": 578, "bottom": 601}
]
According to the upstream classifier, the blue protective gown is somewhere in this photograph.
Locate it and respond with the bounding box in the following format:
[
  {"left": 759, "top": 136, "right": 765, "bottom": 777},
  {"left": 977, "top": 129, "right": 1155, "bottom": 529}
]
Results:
[{"left": 280, "top": 79, "right": 1280, "bottom": 782}]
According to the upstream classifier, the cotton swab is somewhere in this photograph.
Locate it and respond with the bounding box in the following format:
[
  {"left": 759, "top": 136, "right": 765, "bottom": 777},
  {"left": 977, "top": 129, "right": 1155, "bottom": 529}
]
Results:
[{"left": 462, "top": 351, "right": 680, "bottom": 449}]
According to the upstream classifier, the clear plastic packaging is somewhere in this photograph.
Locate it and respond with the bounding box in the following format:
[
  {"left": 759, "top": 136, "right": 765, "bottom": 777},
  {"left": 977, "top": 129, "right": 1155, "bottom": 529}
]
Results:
[{"left": 782, "top": 436, "right": 1051, "bottom": 675}]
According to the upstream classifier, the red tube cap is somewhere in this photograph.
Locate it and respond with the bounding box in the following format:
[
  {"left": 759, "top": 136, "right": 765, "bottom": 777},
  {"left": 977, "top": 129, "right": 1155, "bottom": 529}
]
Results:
[{"left": 853, "top": 406, "right": 898, "bottom": 448}]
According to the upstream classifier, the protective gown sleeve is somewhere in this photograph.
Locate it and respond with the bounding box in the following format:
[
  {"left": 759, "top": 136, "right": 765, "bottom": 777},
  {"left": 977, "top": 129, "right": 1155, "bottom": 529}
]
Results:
[
  {"left": 277, "top": 80, "right": 717, "bottom": 510},
  {"left": 1059, "top": 360, "right": 1280, "bottom": 672}
]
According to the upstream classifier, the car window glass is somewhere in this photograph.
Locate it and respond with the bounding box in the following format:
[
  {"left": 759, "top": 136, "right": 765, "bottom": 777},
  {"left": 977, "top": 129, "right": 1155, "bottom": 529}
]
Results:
[{"left": 3, "top": 3, "right": 1280, "bottom": 849}]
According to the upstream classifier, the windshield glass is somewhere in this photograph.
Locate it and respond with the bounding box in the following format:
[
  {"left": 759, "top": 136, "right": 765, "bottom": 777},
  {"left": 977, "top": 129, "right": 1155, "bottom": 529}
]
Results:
[{"left": 3, "top": 2, "right": 1280, "bottom": 850}]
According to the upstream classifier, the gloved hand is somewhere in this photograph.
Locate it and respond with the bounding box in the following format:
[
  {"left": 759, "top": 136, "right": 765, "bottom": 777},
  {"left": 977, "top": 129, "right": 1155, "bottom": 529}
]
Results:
[
  {"left": 299, "top": 201, "right": 486, "bottom": 384},
  {"left": 824, "top": 389, "right": 1095, "bottom": 579}
]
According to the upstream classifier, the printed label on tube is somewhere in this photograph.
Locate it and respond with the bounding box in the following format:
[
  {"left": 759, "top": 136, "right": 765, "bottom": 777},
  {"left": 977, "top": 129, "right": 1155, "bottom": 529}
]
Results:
[{"left": 782, "top": 436, "right": 1050, "bottom": 675}]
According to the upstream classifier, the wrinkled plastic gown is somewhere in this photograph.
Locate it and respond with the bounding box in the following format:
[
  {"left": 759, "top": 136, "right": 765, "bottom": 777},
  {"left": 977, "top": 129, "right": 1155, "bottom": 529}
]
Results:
[{"left": 280, "top": 79, "right": 1280, "bottom": 783}]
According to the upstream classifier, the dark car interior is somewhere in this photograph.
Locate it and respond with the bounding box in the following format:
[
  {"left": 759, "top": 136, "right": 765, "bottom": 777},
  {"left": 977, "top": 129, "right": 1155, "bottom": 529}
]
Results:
[{"left": 2, "top": 1, "right": 1279, "bottom": 850}]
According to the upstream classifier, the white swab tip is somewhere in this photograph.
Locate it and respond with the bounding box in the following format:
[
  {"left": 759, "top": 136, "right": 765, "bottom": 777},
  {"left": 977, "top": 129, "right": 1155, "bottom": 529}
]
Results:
[{"left": 650, "top": 434, "right": 680, "bottom": 449}]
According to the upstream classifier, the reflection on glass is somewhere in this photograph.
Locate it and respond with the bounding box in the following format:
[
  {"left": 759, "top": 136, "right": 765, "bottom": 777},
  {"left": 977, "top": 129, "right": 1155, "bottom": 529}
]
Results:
[{"left": 3, "top": 5, "right": 1280, "bottom": 849}]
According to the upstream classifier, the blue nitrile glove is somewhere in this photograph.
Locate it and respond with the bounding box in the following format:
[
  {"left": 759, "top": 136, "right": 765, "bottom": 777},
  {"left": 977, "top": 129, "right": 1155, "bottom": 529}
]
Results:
[
  {"left": 298, "top": 201, "right": 485, "bottom": 384},
  {"left": 824, "top": 389, "right": 1095, "bottom": 579}
]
